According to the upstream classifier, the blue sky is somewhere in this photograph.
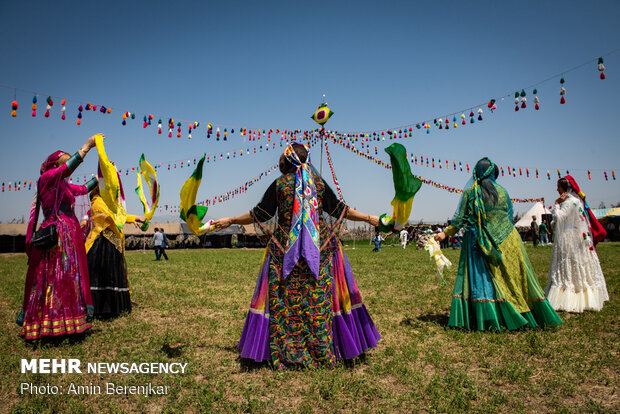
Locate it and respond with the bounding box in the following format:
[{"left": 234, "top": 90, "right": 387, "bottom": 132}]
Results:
[{"left": 0, "top": 1, "right": 619, "bottom": 224}]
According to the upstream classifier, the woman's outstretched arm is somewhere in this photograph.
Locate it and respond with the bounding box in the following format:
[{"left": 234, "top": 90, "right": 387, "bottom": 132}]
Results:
[
  {"left": 213, "top": 212, "right": 254, "bottom": 230},
  {"left": 345, "top": 208, "right": 380, "bottom": 227}
]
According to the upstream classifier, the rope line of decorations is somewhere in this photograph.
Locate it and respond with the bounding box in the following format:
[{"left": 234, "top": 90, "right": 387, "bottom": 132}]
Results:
[
  {"left": 329, "top": 134, "right": 618, "bottom": 182},
  {"left": 323, "top": 139, "right": 344, "bottom": 201},
  {"left": 326, "top": 132, "right": 545, "bottom": 203},
  {"left": 1, "top": 135, "right": 322, "bottom": 194},
  {"left": 3, "top": 48, "right": 618, "bottom": 141},
  {"left": 156, "top": 164, "right": 280, "bottom": 214},
  {"left": 2, "top": 134, "right": 616, "bottom": 194}
]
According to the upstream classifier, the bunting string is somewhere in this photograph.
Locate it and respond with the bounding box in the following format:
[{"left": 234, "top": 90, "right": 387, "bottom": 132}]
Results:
[
  {"left": 3, "top": 48, "right": 619, "bottom": 142},
  {"left": 326, "top": 132, "right": 545, "bottom": 203}
]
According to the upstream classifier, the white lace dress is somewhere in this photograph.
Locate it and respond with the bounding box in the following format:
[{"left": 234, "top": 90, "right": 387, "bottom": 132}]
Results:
[{"left": 545, "top": 192, "right": 609, "bottom": 312}]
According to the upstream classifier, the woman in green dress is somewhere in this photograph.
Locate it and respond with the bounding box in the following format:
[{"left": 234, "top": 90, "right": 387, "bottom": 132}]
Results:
[{"left": 435, "top": 157, "right": 562, "bottom": 331}]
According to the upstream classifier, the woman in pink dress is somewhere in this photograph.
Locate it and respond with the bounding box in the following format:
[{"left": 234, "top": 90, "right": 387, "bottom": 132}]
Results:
[{"left": 17, "top": 134, "right": 101, "bottom": 340}]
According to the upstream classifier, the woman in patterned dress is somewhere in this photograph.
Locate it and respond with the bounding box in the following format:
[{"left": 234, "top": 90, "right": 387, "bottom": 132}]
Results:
[
  {"left": 545, "top": 175, "right": 608, "bottom": 312},
  {"left": 434, "top": 157, "right": 563, "bottom": 331},
  {"left": 17, "top": 135, "right": 100, "bottom": 340},
  {"left": 214, "top": 143, "right": 381, "bottom": 369},
  {"left": 84, "top": 186, "right": 145, "bottom": 318}
]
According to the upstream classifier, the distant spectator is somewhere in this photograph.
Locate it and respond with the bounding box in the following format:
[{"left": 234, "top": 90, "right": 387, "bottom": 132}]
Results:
[{"left": 531, "top": 216, "right": 539, "bottom": 246}]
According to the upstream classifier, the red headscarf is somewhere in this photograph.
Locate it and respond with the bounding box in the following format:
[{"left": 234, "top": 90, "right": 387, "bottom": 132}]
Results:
[
  {"left": 40, "top": 150, "right": 67, "bottom": 175},
  {"left": 564, "top": 174, "right": 606, "bottom": 245}
]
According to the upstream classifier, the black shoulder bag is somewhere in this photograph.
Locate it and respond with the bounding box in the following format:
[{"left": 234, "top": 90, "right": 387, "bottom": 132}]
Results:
[{"left": 31, "top": 180, "right": 62, "bottom": 250}]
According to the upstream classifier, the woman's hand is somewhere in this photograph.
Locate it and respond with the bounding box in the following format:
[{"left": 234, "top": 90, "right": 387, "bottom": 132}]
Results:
[
  {"left": 434, "top": 231, "right": 447, "bottom": 242},
  {"left": 214, "top": 217, "right": 233, "bottom": 231},
  {"left": 86, "top": 133, "right": 103, "bottom": 149},
  {"left": 555, "top": 193, "right": 568, "bottom": 205},
  {"left": 80, "top": 134, "right": 104, "bottom": 159},
  {"left": 135, "top": 216, "right": 146, "bottom": 223},
  {"left": 367, "top": 215, "right": 380, "bottom": 227}
]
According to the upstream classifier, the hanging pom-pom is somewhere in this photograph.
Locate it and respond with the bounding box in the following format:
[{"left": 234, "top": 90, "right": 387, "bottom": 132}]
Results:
[
  {"left": 46, "top": 96, "right": 53, "bottom": 108},
  {"left": 560, "top": 96, "right": 566, "bottom": 104},
  {"left": 10, "top": 100, "right": 18, "bottom": 117},
  {"left": 598, "top": 57, "right": 606, "bottom": 79}
]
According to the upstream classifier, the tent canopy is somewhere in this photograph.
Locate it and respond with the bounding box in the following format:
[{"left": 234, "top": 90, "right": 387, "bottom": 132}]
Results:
[
  {"left": 514, "top": 202, "right": 548, "bottom": 229},
  {"left": 600, "top": 207, "right": 620, "bottom": 223}
]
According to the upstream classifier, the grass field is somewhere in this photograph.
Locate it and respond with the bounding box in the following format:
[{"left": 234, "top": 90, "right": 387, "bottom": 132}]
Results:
[{"left": 0, "top": 242, "right": 618, "bottom": 413}]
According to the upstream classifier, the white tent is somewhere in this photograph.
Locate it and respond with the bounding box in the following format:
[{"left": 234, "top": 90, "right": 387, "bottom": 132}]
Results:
[{"left": 514, "top": 202, "right": 548, "bottom": 229}]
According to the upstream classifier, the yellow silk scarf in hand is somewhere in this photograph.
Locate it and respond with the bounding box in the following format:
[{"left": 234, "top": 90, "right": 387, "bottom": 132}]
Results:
[
  {"left": 179, "top": 154, "right": 214, "bottom": 236},
  {"left": 135, "top": 154, "right": 159, "bottom": 231},
  {"left": 95, "top": 134, "right": 127, "bottom": 230}
]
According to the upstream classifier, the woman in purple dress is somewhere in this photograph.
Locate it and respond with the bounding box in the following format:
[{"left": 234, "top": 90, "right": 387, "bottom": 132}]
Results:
[
  {"left": 214, "top": 143, "right": 381, "bottom": 369},
  {"left": 17, "top": 134, "right": 101, "bottom": 340}
]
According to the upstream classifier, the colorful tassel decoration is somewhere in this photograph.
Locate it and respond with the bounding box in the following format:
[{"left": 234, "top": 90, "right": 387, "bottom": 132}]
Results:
[
  {"left": 560, "top": 77, "right": 566, "bottom": 104},
  {"left": 10, "top": 100, "right": 18, "bottom": 117},
  {"left": 61, "top": 99, "right": 66, "bottom": 120},
  {"left": 598, "top": 57, "right": 606, "bottom": 80},
  {"left": 44, "top": 96, "right": 53, "bottom": 118},
  {"left": 31, "top": 95, "right": 37, "bottom": 117}
]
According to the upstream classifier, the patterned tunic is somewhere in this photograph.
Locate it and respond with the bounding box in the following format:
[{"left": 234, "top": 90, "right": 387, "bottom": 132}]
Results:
[{"left": 252, "top": 173, "right": 345, "bottom": 368}]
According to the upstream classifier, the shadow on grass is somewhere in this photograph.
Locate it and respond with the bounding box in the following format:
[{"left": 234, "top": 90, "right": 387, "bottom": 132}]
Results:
[
  {"left": 238, "top": 352, "right": 370, "bottom": 372},
  {"left": 22, "top": 330, "right": 94, "bottom": 349},
  {"left": 161, "top": 342, "right": 188, "bottom": 358},
  {"left": 399, "top": 312, "right": 450, "bottom": 327}
]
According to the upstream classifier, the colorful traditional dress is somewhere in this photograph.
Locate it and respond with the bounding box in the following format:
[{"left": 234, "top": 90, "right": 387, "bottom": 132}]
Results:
[
  {"left": 238, "top": 173, "right": 380, "bottom": 369},
  {"left": 545, "top": 192, "right": 608, "bottom": 312},
  {"left": 17, "top": 151, "right": 97, "bottom": 340},
  {"left": 444, "top": 162, "right": 562, "bottom": 331},
  {"left": 84, "top": 194, "right": 136, "bottom": 318}
]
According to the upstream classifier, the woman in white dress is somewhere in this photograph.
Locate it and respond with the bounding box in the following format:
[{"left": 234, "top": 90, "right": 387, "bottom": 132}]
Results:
[{"left": 545, "top": 175, "right": 609, "bottom": 312}]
